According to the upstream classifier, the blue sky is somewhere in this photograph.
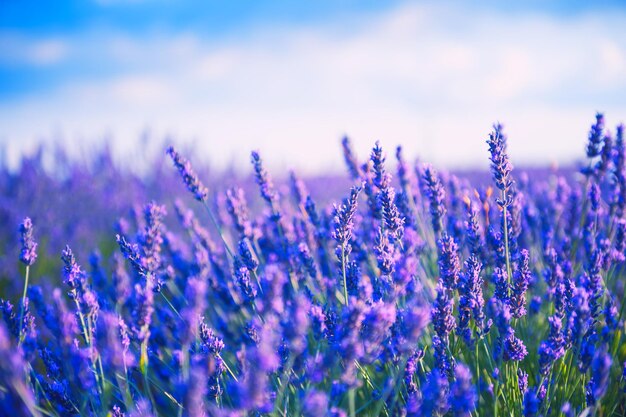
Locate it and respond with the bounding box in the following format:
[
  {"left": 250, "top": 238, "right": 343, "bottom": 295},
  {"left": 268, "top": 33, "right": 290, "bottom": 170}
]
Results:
[{"left": 1, "top": 0, "right": 626, "bottom": 173}]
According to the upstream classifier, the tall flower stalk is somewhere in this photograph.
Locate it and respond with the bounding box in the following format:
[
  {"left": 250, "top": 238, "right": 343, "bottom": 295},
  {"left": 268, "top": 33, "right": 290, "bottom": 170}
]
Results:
[
  {"left": 167, "top": 146, "right": 234, "bottom": 258},
  {"left": 332, "top": 186, "right": 362, "bottom": 304},
  {"left": 487, "top": 123, "right": 514, "bottom": 292},
  {"left": 18, "top": 217, "right": 37, "bottom": 346}
]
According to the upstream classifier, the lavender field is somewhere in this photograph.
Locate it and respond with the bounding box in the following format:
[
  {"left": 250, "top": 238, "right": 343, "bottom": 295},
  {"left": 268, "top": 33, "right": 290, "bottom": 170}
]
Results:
[{"left": 1, "top": 113, "right": 625, "bottom": 416}]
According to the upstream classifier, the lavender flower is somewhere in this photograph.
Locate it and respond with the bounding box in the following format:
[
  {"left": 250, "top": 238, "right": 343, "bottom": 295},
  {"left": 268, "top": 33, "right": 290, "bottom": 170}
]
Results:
[
  {"left": 458, "top": 256, "right": 485, "bottom": 344},
  {"left": 492, "top": 267, "right": 509, "bottom": 304},
  {"left": 341, "top": 136, "right": 362, "bottom": 180},
  {"left": 251, "top": 151, "right": 277, "bottom": 205},
  {"left": 612, "top": 219, "right": 626, "bottom": 262},
  {"left": 234, "top": 261, "right": 257, "bottom": 305},
  {"left": 487, "top": 123, "right": 513, "bottom": 196},
  {"left": 432, "top": 283, "right": 455, "bottom": 341},
  {"left": 297, "top": 242, "right": 318, "bottom": 278},
  {"left": 568, "top": 287, "right": 591, "bottom": 347},
  {"left": 493, "top": 300, "right": 527, "bottom": 362},
  {"left": 423, "top": 165, "right": 446, "bottom": 235},
  {"left": 61, "top": 245, "right": 86, "bottom": 299},
  {"left": 378, "top": 186, "right": 404, "bottom": 241},
  {"left": 432, "top": 283, "right": 455, "bottom": 373},
  {"left": 404, "top": 349, "right": 423, "bottom": 394},
  {"left": 199, "top": 322, "right": 225, "bottom": 356},
  {"left": 518, "top": 368, "right": 529, "bottom": 394},
  {"left": 582, "top": 113, "right": 605, "bottom": 176},
  {"left": 463, "top": 197, "right": 484, "bottom": 257},
  {"left": 438, "top": 234, "right": 461, "bottom": 290},
  {"left": 132, "top": 273, "right": 155, "bottom": 344},
  {"left": 226, "top": 187, "right": 254, "bottom": 239},
  {"left": 19, "top": 217, "right": 37, "bottom": 266},
  {"left": 370, "top": 141, "right": 388, "bottom": 190},
  {"left": 395, "top": 146, "right": 411, "bottom": 191},
  {"left": 374, "top": 229, "right": 395, "bottom": 279},
  {"left": 538, "top": 315, "right": 565, "bottom": 376},
  {"left": 503, "top": 333, "right": 528, "bottom": 362},
  {"left": 238, "top": 239, "right": 259, "bottom": 271},
  {"left": 614, "top": 124, "right": 626, "bottom": 216},
  {"left": 138, "top": 202, "right": 167, "bottom": 275},
  {"left": 167, "top": 146, "right": 209, "bottom": 201},
  {"left": 332, "top": 186, "right": 362, "bottom": 298},
  {"left": 510, "top": 249, "right": 531, "bottom": 318},
  {"left": 116, "top": 234, "right": 147, "bottom": 276},
  {"left": 289, "top": 170, "right": 309, "bottom": 206}
]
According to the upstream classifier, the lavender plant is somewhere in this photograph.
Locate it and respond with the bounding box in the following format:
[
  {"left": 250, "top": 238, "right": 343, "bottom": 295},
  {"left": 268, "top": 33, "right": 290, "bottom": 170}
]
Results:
[{"left": 0, "top": 114, "right": 625, "bottom": 417}]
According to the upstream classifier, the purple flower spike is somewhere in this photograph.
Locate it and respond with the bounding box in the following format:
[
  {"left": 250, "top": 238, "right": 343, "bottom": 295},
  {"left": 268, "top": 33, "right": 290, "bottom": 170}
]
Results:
[
  {"left": 503, "top": 333, "right": 528, "bottom": 362},
  {"left": 487, "top": 123, "right": 513, "bottom": 196},
  {"left": 166, "top": 146, "right": 209, "bottom": 202},
  {"left": 19, "top": 217, "right": 37, "bottom": 266},
  {"left": 423, "top": 165, "right": 446, "bottom": 236},
  {"left": 61, "top": 245, "right": 86, "bottom": 299},
  {"left": 458, "top": 256, "right": 485, "bottom": 344},
  {"left": 584, "top": 113, "right": 606, "bottom": 167},
  {"left": 116, "top": 234, "right": 147, "bottom": 276},
  {"left": 341, "top": 136, "right": 362, "bottom": 180},
  {"left": 511, "top": 249, "right": 531, "bottom": 318},
  {"left": 251, "top": 150, "right": 277, "bottom": 205},
  {"left": 438, "top": 234, "right": 461, "bottom": 290},
  {"left": 332, "top": 185, "right": 362, "bottom": 262}
]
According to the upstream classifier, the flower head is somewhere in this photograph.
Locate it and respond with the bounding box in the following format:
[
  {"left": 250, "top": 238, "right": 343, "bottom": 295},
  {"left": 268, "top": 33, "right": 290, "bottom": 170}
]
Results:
[
  {"left": 167, "top": 146, "right": 208, "bottom": 202},
  {"left": 423, "top": 165, "right": 446, "bottom": 235},
  {"left": 19, "top": 217, "right": 37, "bottom": 266},
  {"left": 487, "top": 123, "right": 514, "bottom": 194}
]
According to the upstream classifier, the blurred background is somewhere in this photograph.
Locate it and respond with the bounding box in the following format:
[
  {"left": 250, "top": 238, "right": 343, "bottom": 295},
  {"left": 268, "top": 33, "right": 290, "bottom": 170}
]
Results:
[{"left": 0, "top": 0, "right": 625, "bottom": 174}]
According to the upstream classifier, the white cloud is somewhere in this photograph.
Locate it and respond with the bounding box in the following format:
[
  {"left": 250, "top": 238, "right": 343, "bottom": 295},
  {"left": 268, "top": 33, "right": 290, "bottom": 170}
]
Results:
[
  {"left": 1, "top": 2, "right": 626, "bottom": 174},
  {"left": 0, "top": 35, "right": 69, "bottom": 66}
]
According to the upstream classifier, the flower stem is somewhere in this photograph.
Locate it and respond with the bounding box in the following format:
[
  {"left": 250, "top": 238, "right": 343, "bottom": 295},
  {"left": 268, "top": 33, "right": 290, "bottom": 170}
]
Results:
[
  {"left": 17, "top": 265, "right": 30, "bottom": 346},
  {"left": 501, "top": 190, "right": 512, "bottom": 295},
  {"left": 341, "top": 242, "right": 349, "bottom": 305}
]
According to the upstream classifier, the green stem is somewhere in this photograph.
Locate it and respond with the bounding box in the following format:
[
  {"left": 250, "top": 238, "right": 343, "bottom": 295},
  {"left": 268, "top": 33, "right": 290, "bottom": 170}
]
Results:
[
  {"left": 273, "top": 355, "right": 295, "bottom": 417},
  {"left": 178, "top": 345, "right": 190, "bottom": 417},
  {"left": 18, "top": 265, "right": 30, "bottom": 346},
  {"left": 141, "top": 339, "right": 158, "bottom": 415},
  {"left": 475, "top": 339, "right": 480, "bottom": 407},
  {"left": 341, "top": 242, "right": 349, "bottom": 305},
  {"left": 348, "top": 389, "right": 356, "bottom": 417},
  {"left": 202, "top": 202, "right": 234, "bottom": 258},
  {"left": 502, "top": 190, "right": 512, "bottom": 294}
]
